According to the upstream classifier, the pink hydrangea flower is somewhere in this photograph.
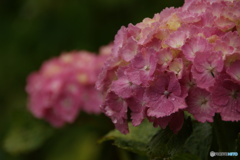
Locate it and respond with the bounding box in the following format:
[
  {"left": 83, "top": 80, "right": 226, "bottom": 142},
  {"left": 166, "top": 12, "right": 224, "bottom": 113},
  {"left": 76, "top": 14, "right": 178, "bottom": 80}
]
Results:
[
  {"left": 168, "top": 58, "right": 184, "bottom": 79},
  {"left": 26, "top": 46, "right": 111, "bottom": 127},
  {"left": 97, "top": 0, "right": 240, "bottom": 134},
  {"left": 211, "top": 75, "right": 240, "bottom": 121},
  {"left": 149, "top": 111, "right": 184, "bottom": 134},
  {"left": 191, "top": 51, "right": 224, "bottom": 90},
  {"left": 101, "top": 91, "right": 129, "bottom": 134},
  {"left": 126, "top": 87, "right": 147, "bottom": 126},
  {"left": 126, "top": 48, "right": 158, "bottom": 86},
  {"left": 226, "top": 60, "right": 240, "bottom": 83},
  {"left": 111, "top": 67, "right": 138, "bottom": 98},
  {"left": 146, "top": 73, "right": 187, "bottom": 118},
  {"left": 186, "top": 87, "right": 215, "bottom": 122},
  {"left": 182, "top": 36, "right": 211, "bottom": 61},
  {"left": 157, "top": 48, "right": 173, "bottom": 69}
]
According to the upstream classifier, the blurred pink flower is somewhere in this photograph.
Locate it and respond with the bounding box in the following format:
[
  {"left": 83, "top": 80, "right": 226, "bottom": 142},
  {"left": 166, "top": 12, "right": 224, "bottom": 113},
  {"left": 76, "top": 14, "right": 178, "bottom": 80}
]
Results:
[{"left": 26, "top": 45, "right": 111, "bottom": 127}]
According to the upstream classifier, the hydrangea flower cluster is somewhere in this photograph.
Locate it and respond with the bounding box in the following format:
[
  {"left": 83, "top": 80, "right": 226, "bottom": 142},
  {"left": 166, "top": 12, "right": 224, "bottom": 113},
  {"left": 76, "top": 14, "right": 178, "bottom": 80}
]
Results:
[
  {"left": 26, "top": 45, "right": 111, "bottom": 127},
  {"left": 96, "top": 0, "right": 240, "bottom": 134}
]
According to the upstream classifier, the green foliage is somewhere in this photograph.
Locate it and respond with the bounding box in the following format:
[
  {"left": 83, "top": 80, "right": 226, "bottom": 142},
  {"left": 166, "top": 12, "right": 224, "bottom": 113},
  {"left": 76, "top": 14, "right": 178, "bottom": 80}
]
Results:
[
  {"left": 43, "top": 127, "right": 101, "bottom": 160},
  {"left": 101, "top": 118, "right": 219, "bottom": 160},
  {"left": 3, "top": 115, "right": 54, "bottom": 155},
  {"left": 182, "top": 123, "right": 212, "bottom": 160},
  {"left": 147, "top": 118, "right": 193, "bottom": 160},
  {"left": 212, "top": 115, "right": 240, "bottom": 152},
  {"left": 171, "top": 153, "right": 201, "bottom": 160},
  {"left": 100, "top": 120, "right": 159, "bottom": 155}
]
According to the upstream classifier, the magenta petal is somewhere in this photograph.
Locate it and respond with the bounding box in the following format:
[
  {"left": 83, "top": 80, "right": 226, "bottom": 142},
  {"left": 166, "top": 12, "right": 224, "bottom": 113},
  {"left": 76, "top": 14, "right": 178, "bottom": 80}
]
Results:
[
  {"left": 210, "top": 86, "right": 229, "bottom": 107},
  {"left": 220, "top": 101, "right": 240, "bottom": 122},
  {"left": 165, "top": 31, "right": 187, "bottom": 49},
  {"left": 211, "top": 78, "right": 240, "bottom": 121},
  {"left": 170, "top": 95, "right": 188, "bottom": 110},
  {"left": 186, "top": 87, "right": 215, "bottom": 123},
  {"left": 191, "top": 51, "right": 223, "bottom": 90},
  {"left": 126, "top": 68, "right": 142, "bottom": 85},
  {"left": 102, "top": 92, "right": 129, "bottom": 134},
  {"left": 126, "top": 48, "right": 158, "bottom": 86},
  {"left": 147, "top": 96, "right": 174, "bottom": 118},
  {"left": 131, "top": 111, "right": 145, "bottom": 126},
  {"left": 115, "top": 122, "right": 129, "bottom": 134},
  {"left": 120, "top": 37, "right": 138, "bottom": 62},
  {"left": 126, "top": 87, "right": 147, "bottom": 126},
  {"left": 169, "top": 111, "right": 184, "bottom": 134},
  {"left": 148, "top": 111, "right": 184, "bottom": 134},
  {"left": 96, "top": 58, "right": 119, "bottom": 91},
  {"left": 158, "top": 48, "right": 173, "bottom": 68},
  {"left": 226, "top": 60, "right": 240, "bottom": 83},
  {"left": 148, "top": 116, "right": 172, "bottom": 129},
  {"left": 111, "top": 78, "right": 135, "bottom": 98},
  {"left": 182, "top": 36, "right": 211, "bottom": 61},
  {"left": 168, "top": 73, "right": 181, "bottom": 96}
]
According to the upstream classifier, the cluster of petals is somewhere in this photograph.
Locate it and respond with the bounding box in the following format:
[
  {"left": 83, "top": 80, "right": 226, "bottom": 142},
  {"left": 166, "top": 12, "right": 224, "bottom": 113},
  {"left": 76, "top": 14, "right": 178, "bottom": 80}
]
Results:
[
  {"left": 97, "top": 0, "right": 240, "bottom": 134},
  {"left": 26, "top": 45, "right": 111, "bottom": 127}
]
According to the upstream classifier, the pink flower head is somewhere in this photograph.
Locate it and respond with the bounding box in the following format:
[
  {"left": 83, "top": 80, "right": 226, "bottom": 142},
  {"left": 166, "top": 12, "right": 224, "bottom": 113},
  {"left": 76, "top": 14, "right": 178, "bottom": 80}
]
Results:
[
  {"left": 26, "top": 49, "right": 109, "bottom": 127},
  {"left": 97, "top": 0, "right": 240, "bottom": 134},
  {"left": 186, "top": 87, "right": 215, "bottom": 122},
  {"left": 211, "top": 75, "right": 240, "bottom": 121}
]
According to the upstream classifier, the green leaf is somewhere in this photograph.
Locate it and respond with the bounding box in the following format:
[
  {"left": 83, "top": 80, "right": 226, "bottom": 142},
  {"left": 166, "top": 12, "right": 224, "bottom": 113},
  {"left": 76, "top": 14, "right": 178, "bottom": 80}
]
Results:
[
  {"left": 3, "top": 116, "right": 54, "bottom": 155},
  {"left": 44, "top": 129, "right": 101, "bottom": 160},
  {"left": 172, "top": 153, "right": 201, "bottom": 160},
  {"left": 212, "top": 114, "right": 239, "bottom": 152},
  {"left": 182, "top": 122, "right": 212, "bottom": 160},
  {"left": 99, "top": 120, "right": 159, "bottom": 155},
  {"left": 147, "top": 118, "right": 192, "bottom": 159}
]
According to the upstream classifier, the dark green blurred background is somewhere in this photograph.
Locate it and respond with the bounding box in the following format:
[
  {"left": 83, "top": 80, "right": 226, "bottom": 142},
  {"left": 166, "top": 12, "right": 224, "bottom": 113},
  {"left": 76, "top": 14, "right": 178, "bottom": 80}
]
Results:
[{"left": 0, "top": 0, "right": 184, "bottom": 160}]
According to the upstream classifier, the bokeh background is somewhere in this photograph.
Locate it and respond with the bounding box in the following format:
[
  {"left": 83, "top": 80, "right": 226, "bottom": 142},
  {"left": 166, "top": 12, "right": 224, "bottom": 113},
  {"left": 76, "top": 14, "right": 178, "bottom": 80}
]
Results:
[{"left": 0, "top": 0, "right": 184, "bottom": 159}]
